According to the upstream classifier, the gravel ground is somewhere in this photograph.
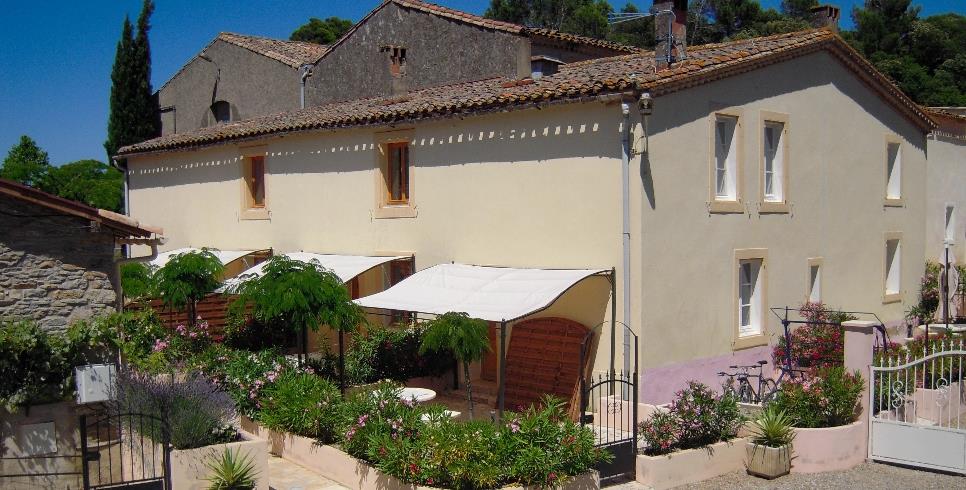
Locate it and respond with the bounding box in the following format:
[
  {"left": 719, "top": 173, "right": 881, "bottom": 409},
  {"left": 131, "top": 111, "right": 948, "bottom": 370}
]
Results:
[{"left": 609, "top": 463, "right": 966, "bottom": 489}]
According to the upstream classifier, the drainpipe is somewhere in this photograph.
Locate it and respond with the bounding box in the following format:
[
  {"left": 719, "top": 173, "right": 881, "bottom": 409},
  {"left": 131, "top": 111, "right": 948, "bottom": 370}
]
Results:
[
  {"left": 620, "top": 101, "right": 632, "bottom": 389},
  {"left": 299, "top": 64, "right": 313, "bottom": 109}
]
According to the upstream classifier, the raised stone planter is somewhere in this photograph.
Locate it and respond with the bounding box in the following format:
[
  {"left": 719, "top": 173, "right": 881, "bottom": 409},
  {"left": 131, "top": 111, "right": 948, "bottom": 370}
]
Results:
[
  {"left": 913, "top": 381, "right": 965, "bottom": 424},
  {"left": 170, "top": 437, "right": 268, "bottom": 490},
  {"left": 790, "top": 421, "right": 865, "bottom": 473},
  {"left": 635, "top": 438, "right": 748, "bottom": 490}
]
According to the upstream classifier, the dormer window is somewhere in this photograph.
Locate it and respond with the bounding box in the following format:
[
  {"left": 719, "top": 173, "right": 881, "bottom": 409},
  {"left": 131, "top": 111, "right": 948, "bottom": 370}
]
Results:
[
  {"left": 211, "top": 101, "right": 231, "bottom": 124},
  {"left": 381, "top": 45, "right": 407, "bottom": 77}
]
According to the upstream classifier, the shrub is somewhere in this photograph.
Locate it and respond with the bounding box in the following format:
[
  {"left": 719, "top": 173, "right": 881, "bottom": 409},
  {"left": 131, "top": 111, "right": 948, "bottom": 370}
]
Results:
[
  {"left": 222, "top": 316, "right": 295, "bottom": 352},
  {"left": 0, "top": 320, "right": 74, "bottom": 409},
  {"left": 639, "top": 381, "right": 744, "bottom": 455},
  {"left": 907, "top": 261, "right": 941, "bottom": 324},
  {"left": 258, "top": 372, "right": 342, "bottom": 441},
  {"left": 343, "top": 324, "right": 454, "bottom": 385},
  {"left": 190, "top": 346, "right": 293, "bottom": 419},
  {"left": 772, "top": 302, "right": 856, "bottom": 371},
  {"left": 111, "top": 370, "right": 237, "bottom": 450},
  {"left": 771, "top": 366, "right": 863, "bottom": 428},
  {"left": 337, "top": 381, "right": 425, "bottom": 459}
]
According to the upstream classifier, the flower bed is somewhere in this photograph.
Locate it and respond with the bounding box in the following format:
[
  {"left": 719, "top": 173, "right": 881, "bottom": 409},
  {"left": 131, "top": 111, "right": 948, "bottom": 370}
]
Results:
[
  {"left": 789, "top": 421, "right": 865, "bottom": 473},
  {"left": 636, "top": 438, "right": 747, "bottom": 489}
]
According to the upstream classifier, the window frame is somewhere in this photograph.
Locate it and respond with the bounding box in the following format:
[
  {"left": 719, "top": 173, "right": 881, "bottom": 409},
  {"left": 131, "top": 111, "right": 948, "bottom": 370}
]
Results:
[
  {"left": 884, "top": 136, "right": 903, "bottom": 206},
  {"left": 806, "top": 257, "right": 823, "bottom": 304},
  {"left": 883, "top": 232, "right": 902, "bottom": 303},
  {"left": 733, "top": 248, "right": 768, "bottom": 350},
  {"left": 708, "top": 111, "right": 743, "bottom": 213},
  {"left": 239, "top": 146, "right": 270, "bottom": 220},
  {"left": 374, "top": 130, "right": 417, "bottom": 219},
  {"left": 759, "top": 111, "right": 790, "bottom": 213},
  {"left": 385, "top": 142, "right": 409, "bottom": 205}
]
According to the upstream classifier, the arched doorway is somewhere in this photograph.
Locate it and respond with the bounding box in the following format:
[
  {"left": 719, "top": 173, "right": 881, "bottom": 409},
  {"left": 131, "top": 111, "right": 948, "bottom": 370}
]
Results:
[{"left": 503, "top": 317, "right": 589, "bottom": 411}]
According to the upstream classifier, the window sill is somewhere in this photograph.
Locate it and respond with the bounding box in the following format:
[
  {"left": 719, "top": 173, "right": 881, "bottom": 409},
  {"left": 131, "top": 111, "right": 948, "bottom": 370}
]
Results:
[
  {"left": 374, "top": 205, "right": 417, "bottom": 219},
  {"left": 883, "top": 198, "right": 904, "bottom": 208},
  {"left": 759, "top": 201, "right": 790, "bottom": 214},
  {"left": 241, "top": 208, "right": 270, "bottom": 220},
  {"left": 708, "top": 200, "right": 744, "bottom": 214},
  {"left": 882, "top": 292, "right": 901, "bottom": 304},
  {"left": 733, "top": 334, "right": 768, "bottom": 350}
]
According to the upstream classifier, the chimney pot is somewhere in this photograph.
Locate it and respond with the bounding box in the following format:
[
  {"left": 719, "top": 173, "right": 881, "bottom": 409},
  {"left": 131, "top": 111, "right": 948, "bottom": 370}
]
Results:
[
  {"left": 810, "top": 4, "right": 841, "bottom": 32},
  {"left": 653, "top": 0, "right": 687, "bottom": 71}
]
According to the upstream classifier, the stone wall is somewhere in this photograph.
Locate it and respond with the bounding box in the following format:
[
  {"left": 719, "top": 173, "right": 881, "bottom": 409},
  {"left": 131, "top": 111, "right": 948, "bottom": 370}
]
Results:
[{"left": 0, "top": 194, "right": 117, "bottom": 331}]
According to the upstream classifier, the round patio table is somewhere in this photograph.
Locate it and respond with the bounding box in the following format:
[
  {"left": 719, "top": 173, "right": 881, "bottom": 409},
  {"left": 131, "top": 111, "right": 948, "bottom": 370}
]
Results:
[{"left": 398, "top": 387, "right": 436, "bottom": 403}]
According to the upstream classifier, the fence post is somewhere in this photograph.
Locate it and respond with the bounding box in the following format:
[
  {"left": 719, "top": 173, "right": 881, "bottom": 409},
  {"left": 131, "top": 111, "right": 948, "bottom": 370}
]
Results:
[{"left": 843, "top": 320, "right": 876, "bottom": 458}]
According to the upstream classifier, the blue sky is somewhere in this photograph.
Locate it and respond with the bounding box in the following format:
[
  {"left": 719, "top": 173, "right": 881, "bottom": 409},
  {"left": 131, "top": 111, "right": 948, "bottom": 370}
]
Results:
[{"left": 0, "top": 0, "right": 961, "bottom": 165}]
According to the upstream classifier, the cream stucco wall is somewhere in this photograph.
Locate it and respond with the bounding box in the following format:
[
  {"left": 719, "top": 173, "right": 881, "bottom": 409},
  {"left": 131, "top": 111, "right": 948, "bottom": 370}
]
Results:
[
  {"left": 634, "top": 52, "right": 927, "bottom": 400},
  {"left": 925, "top": 135, "right": 966, "bottom": 264},
  {"left": 127, "top": 50, "right": 932, "bottom": 402}
]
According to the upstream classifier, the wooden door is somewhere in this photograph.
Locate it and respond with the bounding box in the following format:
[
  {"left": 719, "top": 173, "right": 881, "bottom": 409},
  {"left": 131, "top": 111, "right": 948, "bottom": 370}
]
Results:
[{"left": 480, "top": 322, "right": 498, "bottom": 381}]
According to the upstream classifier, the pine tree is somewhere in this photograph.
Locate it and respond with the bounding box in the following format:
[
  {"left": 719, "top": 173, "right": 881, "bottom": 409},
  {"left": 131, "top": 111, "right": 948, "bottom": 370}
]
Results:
[
  {"left": 1, "top": 135, "right": 51, "bottom": 188},
  {"left": 104, "top": 0, "right": 159, "bottom": 159}
]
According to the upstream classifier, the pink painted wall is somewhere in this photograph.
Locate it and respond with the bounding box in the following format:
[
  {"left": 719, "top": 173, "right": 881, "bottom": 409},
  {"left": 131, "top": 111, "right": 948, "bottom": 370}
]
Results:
[{"left": 640, "top": 345, "right": 773, "bottom": 404}]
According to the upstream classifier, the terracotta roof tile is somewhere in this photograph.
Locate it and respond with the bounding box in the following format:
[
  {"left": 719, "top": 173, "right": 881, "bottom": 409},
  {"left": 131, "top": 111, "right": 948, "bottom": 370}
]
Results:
[
  {"left": 218, "top": 33, "right": 328, "bottom": 68},
  {"left": 119, "top": 29, "right": 934, "bottom": 156},
  {"left": 524, "top": 28, "right": 641, "bottom": 54}
]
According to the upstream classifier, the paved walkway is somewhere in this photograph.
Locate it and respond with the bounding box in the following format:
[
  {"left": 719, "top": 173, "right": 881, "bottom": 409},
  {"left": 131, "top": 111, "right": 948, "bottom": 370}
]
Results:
[
  {"left": 608, "top": 462, "right": 965, "bottom": 489},
  {"left": 268, "top": 456, "right": 348, "bottom": 490}
]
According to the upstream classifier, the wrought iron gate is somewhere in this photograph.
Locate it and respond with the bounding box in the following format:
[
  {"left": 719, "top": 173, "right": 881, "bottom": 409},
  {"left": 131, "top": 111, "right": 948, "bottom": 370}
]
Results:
[
  {"left": 869, "top": 339, "right": 966, "bottom": 474},
  {"left": 579, "top": 323, "right": 639, "bottom": 482},
  {"left": 80, "top": 412, "right": 171, "bottom": 490}
]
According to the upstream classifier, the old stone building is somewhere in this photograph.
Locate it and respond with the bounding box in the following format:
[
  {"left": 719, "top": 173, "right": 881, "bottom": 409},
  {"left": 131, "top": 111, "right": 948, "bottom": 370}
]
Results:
[{"left": 0, "top": 179, "right": 162, "bottom": 331}]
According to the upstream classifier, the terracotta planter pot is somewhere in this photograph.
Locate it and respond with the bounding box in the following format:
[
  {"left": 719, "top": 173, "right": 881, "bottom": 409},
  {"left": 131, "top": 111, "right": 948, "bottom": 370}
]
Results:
[
  {"left": 636, "top": 438, "right": 748, "bottom": 490},
  {"left": 791, "top": 421, "right": 865, "bottom": 473},
  {"left": 745, "top": 442, "right": 791, "bottom": 479}
]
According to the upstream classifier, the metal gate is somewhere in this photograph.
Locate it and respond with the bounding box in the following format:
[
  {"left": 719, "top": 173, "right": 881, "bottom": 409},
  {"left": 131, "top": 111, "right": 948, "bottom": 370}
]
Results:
[
  {"left": 80, "top": 413, "right": 171, "bottom": 490},
  {"left": 579, "top": 324, "right": 638, "bottom": 483},
  {"left": 869, "top": 339, "right": 966, "bottom": 474}
]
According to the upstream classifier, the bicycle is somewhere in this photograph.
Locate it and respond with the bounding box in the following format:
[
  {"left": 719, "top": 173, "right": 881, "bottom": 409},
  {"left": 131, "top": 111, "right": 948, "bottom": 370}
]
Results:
[{"left": 718, "top": 361, "right": 772, "bottom": 404}]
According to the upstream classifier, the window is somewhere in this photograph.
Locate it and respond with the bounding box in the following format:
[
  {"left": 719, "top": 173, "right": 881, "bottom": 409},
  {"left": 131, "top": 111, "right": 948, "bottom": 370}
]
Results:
[
  {"left": 738, "top": 259, "right": 763, "bottom": 337},
  {"left": 247, "top": 156, "right": 265, "bottom": 208},
  {"left": 714, "top": 115, "right": 738, "bottom": 201},
  {"left": 886, "top": 142, "right": 901, "bottom": 201},
  {"left": 386, "top": 142, "right": 409, "bottom": 205},
  {"left": 807, "top": 259, "right": 822, "bottom": 304},
  {"left": 762, "top": 121, "right": 785, "bottom": 202},
  {"left": 211, "top": 101, "right": 231, "bottom": 124},
  {"left": 884, "top": 236, "right": 901, "bottom": 301},
  {"left": 945, "top": 205, "right": 956, "bottom": 244}
]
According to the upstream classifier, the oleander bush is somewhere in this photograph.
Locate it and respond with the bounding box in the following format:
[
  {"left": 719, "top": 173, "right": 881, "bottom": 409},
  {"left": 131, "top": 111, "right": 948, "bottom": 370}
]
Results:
[
  {"left": 771, "top": 366, "right": 863, "bottom": 428},
  {"left": 772, "top": 302, "right": 857, "bottom": 371},
  {"left": 189, "top": 345, "right": 295, "bottom": 419},
  {"left": 258, "top": 371, "right": 342, "bottom": 441},
  {"left": 639, "top": 381, "right": 744, "bottom": 456}
]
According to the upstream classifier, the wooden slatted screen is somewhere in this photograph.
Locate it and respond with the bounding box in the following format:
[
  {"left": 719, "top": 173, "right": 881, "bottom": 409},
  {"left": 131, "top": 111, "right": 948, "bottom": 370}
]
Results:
[{"left": 503, "top": 317, "right": 588, "bottom": 412}]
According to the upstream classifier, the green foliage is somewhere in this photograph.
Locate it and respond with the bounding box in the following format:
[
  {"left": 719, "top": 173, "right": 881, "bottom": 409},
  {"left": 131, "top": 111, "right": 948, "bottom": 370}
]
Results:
[
  {"left": 105, "top": 0, "right": 160, "bottom": 158},
  {"left": 111, "top": 369, "right": 237, "bottom": 450},
  {"left": 337, "top": 381, "right": 424, "bottom": 459},
  {"left": 773, "top": 302, "right": 855, "bottom": 371},
  {"left": 420, "top": 312, "right": 489, "bottom": 418},
  {"left": 907, "top": 261, "right": 941, "bottom": 324},
  {"left": 258, "top": 371, "right": 342, "bottom": 441},
  {"left": 155, "top": 249, "right": 223, "bottom": 324},
  {"left": 1, "top": 135, "right": 51, "bottom": 188},
  {"left": 205, "top": 448, "right": 259, "bottom": 490},
  {"left": 44, "top": 160, "right": 124, "bottom": 212},
  {"left": 121, "top": 262, "right": 156, "bottom": 302},
  {"left": 290, "top": 17, "right": 353, "bottom": 44},
  {"left": 771, "top": 366, "right": 863, "bottom": 428},
  {"left": 749, "top": 405, "right": 796, "bottom": 447},
  {"left": 188, "top": 345, "right": 293, "bottom": 419},
  {"left": 229, "top": 255, "right": 365, "bottom": 336},
  {"left": 343, "top": 324, "right": 454, "bottom": 385},
  {"left": 222, "top": 315, "right": 294, "bottom": 352},
  {"left": 639, "top": 381, "right": 744, "bottom": 455},
  {"left": 0, "top": 321, "right": 74, "bottom": 410}
]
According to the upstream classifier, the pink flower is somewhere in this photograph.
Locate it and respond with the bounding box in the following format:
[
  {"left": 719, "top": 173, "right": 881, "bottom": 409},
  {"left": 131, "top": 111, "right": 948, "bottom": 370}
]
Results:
[{"left": 152, "top": 339, "right": 169, "bottom": 352}]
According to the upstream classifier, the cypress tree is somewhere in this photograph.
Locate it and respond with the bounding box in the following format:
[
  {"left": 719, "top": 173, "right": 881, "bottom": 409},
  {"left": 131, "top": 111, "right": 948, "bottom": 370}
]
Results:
[{"left": 104, "top": 0, "right": 159, "bottom": 159}]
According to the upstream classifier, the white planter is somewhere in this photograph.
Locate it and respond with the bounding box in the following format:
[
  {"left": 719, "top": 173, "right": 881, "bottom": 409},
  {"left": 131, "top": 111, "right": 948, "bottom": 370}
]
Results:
[
  {"left": 123, "top": 432, "right": 268, "bottom": 490},
  {"left": 745, "top": 442, "right": 791, "bottom": 479},
  {"left": 790, "top": 421, "right": 865, "bottom": 473},
  {"left": 635, "top": 438, "right": 748, "bottom": 490}
]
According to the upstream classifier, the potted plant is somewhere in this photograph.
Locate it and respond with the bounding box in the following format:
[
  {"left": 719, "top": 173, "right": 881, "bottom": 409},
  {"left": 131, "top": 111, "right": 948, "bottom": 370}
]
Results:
[{"left": 746, "top": 405, "right": 795, "bottom": 479}]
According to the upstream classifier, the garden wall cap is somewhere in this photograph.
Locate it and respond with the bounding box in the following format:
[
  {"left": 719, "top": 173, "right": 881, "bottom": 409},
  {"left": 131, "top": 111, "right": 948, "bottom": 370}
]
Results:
[{"left": 118, "top": 28, "right": 936, "bottom": 157}]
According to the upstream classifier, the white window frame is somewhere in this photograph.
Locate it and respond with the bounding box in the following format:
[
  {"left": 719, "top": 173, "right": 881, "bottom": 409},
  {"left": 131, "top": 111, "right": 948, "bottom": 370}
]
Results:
[
  {"left": 763, "top": 122, "right": 784, "bottom": 201},
  {"left": 885, "top": 139, "right": 902, "bottom": 204},
  {"left": 734, "top": 249, "right": 767, "bottom": 349},
  {"left": 884, "top": 233, "right": 902, "bottom": 303},
  {"left": 714, "top": 115, "right": 738, "bottom": 201}
]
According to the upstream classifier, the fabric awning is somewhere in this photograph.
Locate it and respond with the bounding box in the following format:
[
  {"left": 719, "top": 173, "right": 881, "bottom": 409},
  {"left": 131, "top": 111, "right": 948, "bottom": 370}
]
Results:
[
  {"left": 353, "top": 263, "right": 608, "bottom": 322},
  {"left": 150, "top": 247, "right": 255, "bottom": 269},
  {"left": 222, "top": 252, "right": 405, "bottom": 289}
]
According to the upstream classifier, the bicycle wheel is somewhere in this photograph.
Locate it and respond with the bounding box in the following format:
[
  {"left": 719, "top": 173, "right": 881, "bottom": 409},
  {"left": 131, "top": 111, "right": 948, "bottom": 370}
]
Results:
[
  {"left": 759, "top": 378, "right": 779, "bottom": 403},
  {"left": 737, "top": 382, "right": 755, "bottom": 404}
]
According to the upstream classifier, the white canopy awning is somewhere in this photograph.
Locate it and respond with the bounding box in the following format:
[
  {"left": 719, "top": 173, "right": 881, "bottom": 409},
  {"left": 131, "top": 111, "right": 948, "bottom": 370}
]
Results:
[
  {"left": 353, "top": 263, "right": 608, "bottom": 322},
  {"left": 150, "top": 247, "right": 256, "bottom": 269},
  {"left": 222, "top": 252, "right": 405, "bottom": 290}
]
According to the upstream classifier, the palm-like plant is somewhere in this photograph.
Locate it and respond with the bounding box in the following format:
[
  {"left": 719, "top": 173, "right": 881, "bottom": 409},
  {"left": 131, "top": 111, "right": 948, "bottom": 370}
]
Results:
[
  {"left": 154, "top": 249, "right": 223, "bottom": 326},
  {"left": 419, "top": 312, "right": 490, "bottom": 419},
  {"left": 205, "top": 448, "right": 259, "bottom": 490},
  {"left": 750, "top": 405, "right": 796, "bottom": 448}
]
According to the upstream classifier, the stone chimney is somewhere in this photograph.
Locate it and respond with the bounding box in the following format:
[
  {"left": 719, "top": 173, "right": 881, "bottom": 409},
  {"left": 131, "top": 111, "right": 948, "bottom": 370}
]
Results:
[
  {"left": 654, "top": 0, "right": 687, "bottom": 70},
  {"left": 810, "top": 4, "right": 841, "bottom": 32},
  {"left": 381, "top": 45, "right": 410, "bottom": 95}
]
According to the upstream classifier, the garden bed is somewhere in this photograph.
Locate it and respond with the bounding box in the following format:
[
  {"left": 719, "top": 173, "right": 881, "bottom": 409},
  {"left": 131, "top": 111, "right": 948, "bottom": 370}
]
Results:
[
  {"left": 790, "top": 421, "right": 865, "bottom": 473},
  {"left": 123, "top": 432, "right": 268, "bottom": 490},
  {"left": 635, "top": 438, "right": 748, "bottom": 490}
]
